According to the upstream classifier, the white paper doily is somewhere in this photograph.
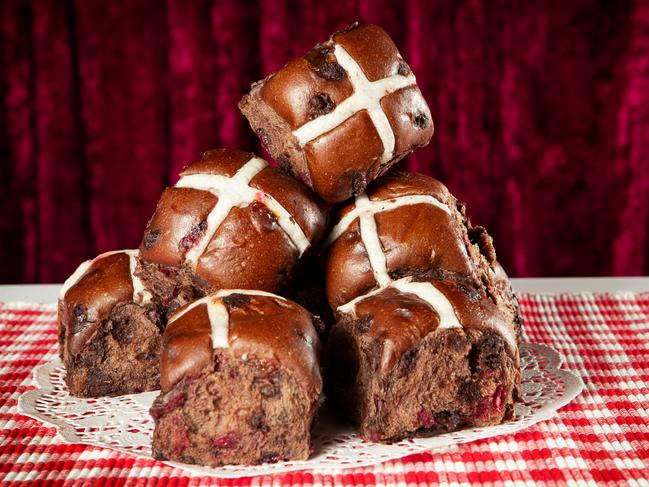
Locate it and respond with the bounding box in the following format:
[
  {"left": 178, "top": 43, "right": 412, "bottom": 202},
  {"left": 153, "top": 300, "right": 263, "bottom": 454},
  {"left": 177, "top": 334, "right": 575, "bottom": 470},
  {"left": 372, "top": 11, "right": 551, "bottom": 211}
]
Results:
[{"left": 18, "top": 342, "right": 582, "bottom": 477}]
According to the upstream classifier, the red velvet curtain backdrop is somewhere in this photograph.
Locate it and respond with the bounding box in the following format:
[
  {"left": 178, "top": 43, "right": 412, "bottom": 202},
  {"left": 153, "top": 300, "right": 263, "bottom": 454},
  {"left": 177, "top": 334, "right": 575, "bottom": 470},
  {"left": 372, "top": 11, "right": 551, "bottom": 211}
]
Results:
[{"left": 1, "top": 0, "right": 648, "bottom": 284}]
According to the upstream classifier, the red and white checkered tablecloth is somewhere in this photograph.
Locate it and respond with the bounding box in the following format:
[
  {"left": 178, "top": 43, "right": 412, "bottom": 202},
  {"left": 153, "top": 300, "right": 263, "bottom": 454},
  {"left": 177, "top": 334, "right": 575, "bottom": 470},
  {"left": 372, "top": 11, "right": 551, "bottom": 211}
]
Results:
[{"left": 1, "top": 292, "right": 648, "bottom": 486}]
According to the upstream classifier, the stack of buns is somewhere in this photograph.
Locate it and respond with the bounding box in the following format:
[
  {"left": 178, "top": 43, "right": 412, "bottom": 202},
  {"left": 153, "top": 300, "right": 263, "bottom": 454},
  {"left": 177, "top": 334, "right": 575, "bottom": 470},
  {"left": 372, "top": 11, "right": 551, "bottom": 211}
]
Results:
[{"left": 58, "top": 22, "right": 522, "bottom": 467}]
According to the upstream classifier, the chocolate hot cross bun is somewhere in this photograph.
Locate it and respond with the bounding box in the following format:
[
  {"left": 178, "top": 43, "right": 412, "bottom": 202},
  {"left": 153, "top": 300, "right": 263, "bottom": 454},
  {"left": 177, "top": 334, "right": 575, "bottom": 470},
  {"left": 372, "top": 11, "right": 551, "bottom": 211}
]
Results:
[
  {"left": 324, "top": 171, "right": 522, "bottom": 340},
  {"left": 58, "top": 249, "right": 163, "bottom": 397},
  {"left": 240, "top": 23, "right": 433, "bottom": 203},
  {"left": 327, "top": 281, "right": 521, "bottom": 442},
  {"left": 151, "top": 290, "right": 322, "bottom": 467},
  {"left": 139, "top": 149, "right": 327, "bottom": 307}
]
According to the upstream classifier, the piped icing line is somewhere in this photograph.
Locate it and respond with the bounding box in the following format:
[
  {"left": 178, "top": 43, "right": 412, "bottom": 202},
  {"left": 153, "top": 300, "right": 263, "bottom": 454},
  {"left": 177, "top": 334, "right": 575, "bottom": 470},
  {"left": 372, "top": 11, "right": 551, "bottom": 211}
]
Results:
[
  {"left": 207, "top": 298, "right": 230, "bottom": 349},
  {"left": 292, "top": 44, "right": 416, "bottom": 164},
  {"left": 59, "top": 249, "right": 150, "bottom": 304},
  {"left": 391, "top": 279, "right": 460, "bottom": 329},
  {"left": 168, "top": 289, "right": 288, "bottom": 350},
  {"left": 337, "top": 277, "right": 516, "bottom": 351},
  {"left": 355, "top": 194, "right": 391, "bottom": 286},
  {"left": 337, "top": 276, "right": 461, "bottom": 330},
  {"left": 325, "top": 194, "right": 450, "bottom": 247},
  {"left": 124, "top": 249, "right": 152, "bottom": 305},
  {"left": 175, "top": 156, "right": 310, "bottom": 267}
]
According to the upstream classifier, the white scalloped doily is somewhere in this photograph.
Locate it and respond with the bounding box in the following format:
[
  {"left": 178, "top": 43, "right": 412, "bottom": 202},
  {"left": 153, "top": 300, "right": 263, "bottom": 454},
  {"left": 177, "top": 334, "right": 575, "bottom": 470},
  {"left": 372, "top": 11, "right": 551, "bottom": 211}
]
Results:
[{"left": 18, "top": 342, "right": 582, "bottom": 477}]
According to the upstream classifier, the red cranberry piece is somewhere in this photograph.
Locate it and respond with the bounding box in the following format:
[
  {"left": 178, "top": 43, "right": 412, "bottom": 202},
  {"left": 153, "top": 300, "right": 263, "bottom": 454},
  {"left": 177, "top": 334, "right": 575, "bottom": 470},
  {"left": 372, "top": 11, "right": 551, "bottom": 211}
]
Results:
[
  {"left": 493, "top": 385, "right": 505, "bottom": 412},
  {"left": 174, "top": 432, "right": 190, "bottom": 455},
  {"left": 474, "top": 402, "right": 490, "bottom": 421},
  {"left": 149, "top": 406, "right": 163, "bottom": 420},
  {"left": 368, "top": 430, "right": 382, "bottom": 442},
  {"left": 150, "top": 391, "right": 186, "bottom": 420},
  {"left": 172, "top": 417, "right": 190, "bottom": 455},
  {"left": 213, "top": 431, "right": 238, "bottom": 449},
  {"left": 417, "top": 409, "right": 435, "bottom": 428},
  {"left": 161, "top": 286, "right": 179, "bottom": 307},
  {"left": 179, "top": 220, "right": 207, "bottom": 251},
  {"left": 474, "top": 385, "right": 506, "bottom": 421},
  {"left": 159, "top": 265, "right": 177, "bottom": 277}
]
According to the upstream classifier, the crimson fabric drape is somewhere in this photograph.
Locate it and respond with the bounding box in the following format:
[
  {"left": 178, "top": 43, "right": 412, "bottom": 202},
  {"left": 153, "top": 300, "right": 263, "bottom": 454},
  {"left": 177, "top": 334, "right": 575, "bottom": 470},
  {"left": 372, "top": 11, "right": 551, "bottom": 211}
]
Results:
[{"left": 1, "top": 0, "right": 648, "bottom": 283}]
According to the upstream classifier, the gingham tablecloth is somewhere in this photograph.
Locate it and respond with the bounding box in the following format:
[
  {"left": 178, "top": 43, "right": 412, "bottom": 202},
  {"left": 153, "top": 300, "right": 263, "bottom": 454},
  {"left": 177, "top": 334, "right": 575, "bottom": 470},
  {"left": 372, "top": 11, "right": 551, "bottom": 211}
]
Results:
[{"left": 1, "top": 293, "right": 648, "bottom": 486}]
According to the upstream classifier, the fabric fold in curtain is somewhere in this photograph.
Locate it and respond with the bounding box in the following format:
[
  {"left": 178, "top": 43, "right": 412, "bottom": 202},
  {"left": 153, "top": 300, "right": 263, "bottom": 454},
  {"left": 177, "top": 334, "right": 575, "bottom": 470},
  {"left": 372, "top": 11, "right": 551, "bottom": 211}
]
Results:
[{"left": 1, "top": 0, "right": 648, "bottom": 283}]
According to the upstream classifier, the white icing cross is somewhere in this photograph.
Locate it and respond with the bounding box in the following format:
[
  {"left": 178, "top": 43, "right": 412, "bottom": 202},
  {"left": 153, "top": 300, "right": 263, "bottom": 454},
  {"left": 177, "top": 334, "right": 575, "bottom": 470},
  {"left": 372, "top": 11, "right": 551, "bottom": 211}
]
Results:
[
  {"left": 168, "top": 289, "right": 287, "bottom": 349},
  {"left": 206, "top": 299, "right": 229, "bottom": 348},
  {"left": 59, "top": 249, "right": 152, "bottom": 305},
  {"left": 292, "top": 44, "right": 416, "bottom": 164},
  {"left": 175, "top": 156, "right": 310, "bottom": 268},
  {"left": 355, "top": 194, "right": 391, "bottom": 287}
]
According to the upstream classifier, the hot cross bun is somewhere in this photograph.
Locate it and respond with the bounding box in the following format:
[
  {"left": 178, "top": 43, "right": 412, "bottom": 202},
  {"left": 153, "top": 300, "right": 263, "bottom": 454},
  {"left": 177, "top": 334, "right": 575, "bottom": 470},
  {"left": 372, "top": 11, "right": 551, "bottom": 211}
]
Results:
[
  {"left": 326, "top": 281, "right": 520, "bottom": 441},
  {"left": 150, "top": 290, "right": 322, "bottom": 466},
  {"left": 324, "top": 171, "right": 523, "bottom": 340},
  {"left": 58, "top": 249, "right": 162, "bottom": 397},
  {"left": 139, "top": 149, "right": 327, "bottom": 310},
  {"left": 239, "top": 23, "right": 433, "bottom": 203}
]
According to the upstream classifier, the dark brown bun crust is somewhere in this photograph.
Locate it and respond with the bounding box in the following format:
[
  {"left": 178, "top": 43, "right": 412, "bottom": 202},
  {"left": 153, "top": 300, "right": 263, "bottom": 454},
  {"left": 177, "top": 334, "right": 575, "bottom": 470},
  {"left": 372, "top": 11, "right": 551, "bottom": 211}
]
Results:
[
  {"left": 239, "top": 23, "right": 433, "bottom": 203},
  {"left": 151, "top": 290, "right": 322, "bottom": 466}
]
